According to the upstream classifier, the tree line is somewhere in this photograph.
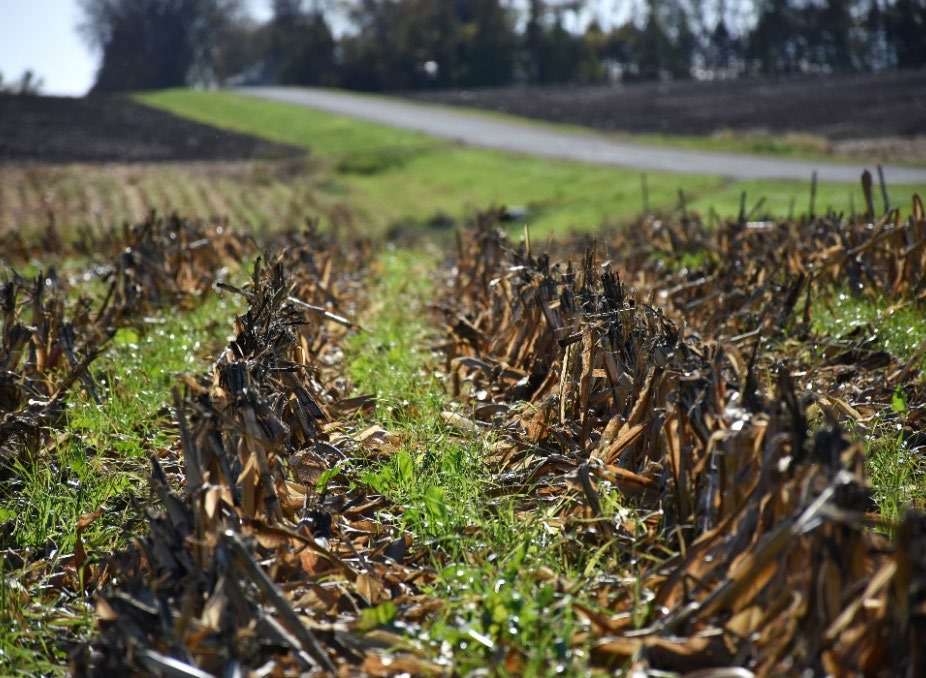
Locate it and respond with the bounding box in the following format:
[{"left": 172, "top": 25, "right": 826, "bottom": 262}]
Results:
[
  {"left": 80, "top": 0, "right": 926, "bottom": 93},
  {"left": 0, "top": 70, "right": 44, "bottom": 95}
]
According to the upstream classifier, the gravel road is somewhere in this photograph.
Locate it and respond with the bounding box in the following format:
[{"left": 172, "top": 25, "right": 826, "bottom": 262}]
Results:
[{"left": 238, "top": 87, "right": 926, "bottom": 185}]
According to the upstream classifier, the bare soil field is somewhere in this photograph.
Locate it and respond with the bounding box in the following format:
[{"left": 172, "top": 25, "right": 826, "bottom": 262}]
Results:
[
  {"left": 409, "top": 69, "right": 926, "bottom": 142},
  {"left": 0, "top": 95, "right": 356, "bottom": 237},
  {"left": 0, "top": 93, "right": 300, "bottom": 164}
]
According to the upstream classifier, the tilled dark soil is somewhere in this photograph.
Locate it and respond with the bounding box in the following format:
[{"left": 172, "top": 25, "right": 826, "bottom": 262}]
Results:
[
  {"left": 0, "top": 93, "right": 302, "bottom": 164},
  {"left": 408, "top": 69, "right": 926, "bottom": 140}
]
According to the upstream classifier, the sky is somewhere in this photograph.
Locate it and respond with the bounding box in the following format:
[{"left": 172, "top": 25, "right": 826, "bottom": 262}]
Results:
[{"left": 0, "top": 0, "right": 274, "bottom": 96}]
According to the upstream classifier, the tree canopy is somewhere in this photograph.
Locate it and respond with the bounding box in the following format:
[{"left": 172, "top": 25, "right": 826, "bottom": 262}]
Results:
[{"left": 79, "top": 0, "right": 926, "bottom": 93}]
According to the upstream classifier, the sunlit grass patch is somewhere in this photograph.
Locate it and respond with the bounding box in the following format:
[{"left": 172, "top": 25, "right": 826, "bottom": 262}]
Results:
[
  {"left": 810, "top": 290, "right": 926, "bottom": 524},
  {"left": 4, "top": 294, "right": 234, "bottom": 551},
  {"left": 0, "top": 557, "right": 67, "bottom": 676},
  {"left": 812, "top": 291, "right": 926, "bottom": 362},
  {"left": 866, "top": 430, "right": 926, "bottom": 525},
  {"left": 69, "top": 308, "right": 229, "bottom": 456}
]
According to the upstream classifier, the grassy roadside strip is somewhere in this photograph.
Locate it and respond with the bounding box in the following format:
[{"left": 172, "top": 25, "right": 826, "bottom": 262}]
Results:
[
  {"left": 136, "top": 91, "right": 923, "bottom": 237},
  {"left": 345, "top": 249, "right": 636, "bottom": 674},
  {"left": 137, "top": 89, "right": 720, "bottom": 237},
  {"left": 0, "top": 293, "right": 237, "bottom": 674}
]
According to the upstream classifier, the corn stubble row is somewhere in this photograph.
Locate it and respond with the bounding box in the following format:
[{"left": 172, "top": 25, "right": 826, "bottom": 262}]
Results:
[
  {"left": 70, "top": 226, "right": 454, "bottom": 676},
  {"left": 3, "top": 216, "right": 431, "bottom": 675},
  {"left": 4, "top": 185, "right": 926, "bottom": 675},
  {"left": 1, "top": 214, "right": 248, "bottom": 459},
  {"left": 442, "top": 196, "right": 926, "bottom": 675}
]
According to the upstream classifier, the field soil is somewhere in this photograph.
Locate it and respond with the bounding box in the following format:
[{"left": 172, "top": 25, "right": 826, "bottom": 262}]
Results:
[
  {"left": 0, "top": 94, "right": 347, "bottom": 235},
  {"left": 409, "top": 69, "right": 926, "bottom": 141},
  {"left": 0, "top": 161, "right": 354, "bottom": 235},
  {"left": 0, "top": 93, "right": 301, "bottom": 164}
]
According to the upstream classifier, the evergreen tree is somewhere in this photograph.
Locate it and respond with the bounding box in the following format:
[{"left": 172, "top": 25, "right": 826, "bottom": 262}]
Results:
[
  {"left": 864, "top": 0, "right": 893, "bottom": 70},
  {"left": 524, "top": 0, "right": 546, "bottom": 83},
  {"left": 747, "top": 0, "right": 800, "bottom": 74},
  {"left": 820, "top": 0, "right": 855, "bottom": 71},
  {"left": 460, "top": 0, "right": 517, "bottom": 87},
  {"left": 887, "top": 0, "right": 926, "bottom": 68},
  {"left": 706, "top": 16, "right": 738, "bottom": 75},
  {"left": 604, "top": 21, "right": 645, "bottom": 80},
  {"left": 269, "top": 0, "right": 337, "bottom": 86},
  {"left": 638, "top": 0, "right": 675, "bottom": 79}
]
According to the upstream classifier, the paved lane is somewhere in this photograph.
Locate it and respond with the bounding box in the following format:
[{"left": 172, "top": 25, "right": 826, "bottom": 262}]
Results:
[{"left": 238, "top": 87, "right": 926, "bottom": 185}]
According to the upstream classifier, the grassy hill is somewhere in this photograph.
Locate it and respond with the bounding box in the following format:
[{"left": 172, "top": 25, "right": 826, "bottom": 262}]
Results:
[{"left": 138, "top": 90, "right": 924, "bottom": 235}]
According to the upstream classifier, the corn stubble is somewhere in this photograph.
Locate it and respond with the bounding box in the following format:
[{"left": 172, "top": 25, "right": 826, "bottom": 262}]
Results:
[
  {"left": 442, "top": 192, "right": 926, "bottom": 674},
  {"left": 3, "top": 175, "right": 926, "bottom": 675},
  {"left": 1, "top": 214, "right": 248, "bottom": 459}
]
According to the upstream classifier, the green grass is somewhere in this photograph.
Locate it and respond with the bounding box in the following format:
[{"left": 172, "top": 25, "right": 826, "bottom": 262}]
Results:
[
  {"left": 3, "top": 86, "right": 920, "bottom": 672},
  {"left": 812, "top": 291, "right": 926, "bottom": 363},
  {"left": 137, "top": 90, "right": 721, "bottom": 237},
  {"left": 137, "top": 90, "right": 924, "bottom": 236},
  {"left": 0, "top": 293, "right": 236, "bottom": 674},
  {"left": 344, "top": 250, "right": 643, "bottom": 674},
  {"left": 629, "top": 128, "right": 838, "bottom": 162},
  {"left": 343, "top": 253, "right": 926, "bottom": 672},
  {"left": 867, "top": 431, "right": 926, "bottom": 525},
  {"left": 811, "top": 291, "right": 926, "bottom": 524},
  {"left": 3, "top": 295, "right": 234, "bottom": 550},
  {"left": 0, "top": 559, "right": 64, "bottom": 675}
]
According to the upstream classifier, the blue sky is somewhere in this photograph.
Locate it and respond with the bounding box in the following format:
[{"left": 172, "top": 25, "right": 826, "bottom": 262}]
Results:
[
  {"left": 0, "top": 0, "right": 273, "bottom": 95},
  {"left": 1, "top": 0, "right": 97, "bottom": 95}
]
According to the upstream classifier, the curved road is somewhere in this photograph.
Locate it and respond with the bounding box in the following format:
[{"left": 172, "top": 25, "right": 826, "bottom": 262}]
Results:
[{"left": 238, "top": 87, "right": 926, "bottom": 185}]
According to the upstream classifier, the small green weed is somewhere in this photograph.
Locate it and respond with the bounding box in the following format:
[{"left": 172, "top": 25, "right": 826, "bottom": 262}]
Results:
[
  {"left": 648, "top": 247, "right": 712, "bottom": 273},
  {"left": 866, "top": 431, "right": 926, "bottom": 525}
]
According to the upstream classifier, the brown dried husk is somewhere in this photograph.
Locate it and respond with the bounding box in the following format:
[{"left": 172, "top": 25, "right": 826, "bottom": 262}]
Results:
[
  {"left": 1, "top": 213, "right": 250, "bottom": 459},
  {"left": 77, "top": 233, "right": 447, "bottom": 676},
  {"left": 441, "top": 198, "right": 926, "bottom": 676}
]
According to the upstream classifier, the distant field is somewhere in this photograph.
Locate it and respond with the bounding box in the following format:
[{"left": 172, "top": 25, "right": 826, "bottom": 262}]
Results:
[
  {"left": 2, "top": 89, "right": 923, "bottom": 241},
  {"left": 2, "top": 90, "right": 922, "bottom": 241},
  {"left": 0, "top": 161, "right": 351, "bottom": 236},
  {"left": 409, "top": 69, "right": 926, "bottom": 165},
  {"left": 0, "top": 93, "right": 299, "bottom": 164},
  {"left": 138, "top": 90, "right": 924, "bottom": 236},
  {"left": 0, "top": 94, "right": 346, "bottom": 236}
]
